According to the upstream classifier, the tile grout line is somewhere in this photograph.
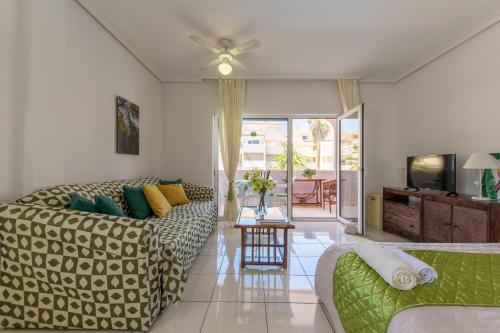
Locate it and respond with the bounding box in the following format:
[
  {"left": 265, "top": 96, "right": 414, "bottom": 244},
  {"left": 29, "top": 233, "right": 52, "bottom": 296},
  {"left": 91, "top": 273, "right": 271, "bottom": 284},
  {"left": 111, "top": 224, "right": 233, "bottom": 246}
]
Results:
[
  {"left": 319, "top": 302, "right": 336, "bottom": 332},
  {"left": 198, "top": 243, "right": 225, "bottom": 332},
  {"left": 295, "top": 255, "right": 309, "bottom": 276},
  {"left": 263, "top": 271, "right": 269, "bottom": 333},
  {"left": 264, "top": 302, "right": 269, "bottom": 333},
  {"left": 186, "top": 300, "right": 320, "bottom": 304},
  {"left": 294, "top": 255, "right": 319, "bottom": 303}
]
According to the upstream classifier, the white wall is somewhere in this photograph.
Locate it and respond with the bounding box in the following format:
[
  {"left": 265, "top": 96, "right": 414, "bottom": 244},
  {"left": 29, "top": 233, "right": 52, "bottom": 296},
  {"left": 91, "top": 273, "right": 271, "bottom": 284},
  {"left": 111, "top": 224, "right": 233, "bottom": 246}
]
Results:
[
  {"left": 360, "top": 83, "right": 401, "bottom": 195},
  {"left": 162, "top": 80, "right": 343, "bottom": 186},
  {"left": 162, "top": 81, "right": 218, "bottom": 186},
  {"left": 0, "top": 0, "right": 31, "bottom": 201},
  {"left": 0, "top": 0, "right": 163, "bottom": 202},
  {"left": 0, "top": 0, "right": 17, "bottom": 200},
  {"left": 246, "top": 80, "right": 341, "bottom": 115},
  {"left": 396, "top": 22, "right": 500, "bottom": 194},
  {"left": 162, "top": 79, "right": 396, "bottom": 195},
  {"left": 7, "top": 0, "right": 494, "bottom": 203}
]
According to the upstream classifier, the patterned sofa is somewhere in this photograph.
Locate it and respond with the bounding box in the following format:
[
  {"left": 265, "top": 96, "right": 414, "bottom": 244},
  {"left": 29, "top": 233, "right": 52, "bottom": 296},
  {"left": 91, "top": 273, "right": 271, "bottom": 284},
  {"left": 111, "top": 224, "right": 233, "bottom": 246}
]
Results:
[{"left": 0, "top": 177, "right": 217, "bottom": 331}]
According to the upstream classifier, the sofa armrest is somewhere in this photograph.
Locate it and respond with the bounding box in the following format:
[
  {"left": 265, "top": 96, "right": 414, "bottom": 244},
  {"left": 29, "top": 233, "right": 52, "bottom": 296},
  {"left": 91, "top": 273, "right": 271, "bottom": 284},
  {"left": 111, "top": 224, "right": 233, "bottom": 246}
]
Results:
[
  {"left": 183, "top": 183, "right": 215, "bottom": 201},
  {"left": 0, "top": 203, "right": 162, "bottom": 330},
  {"left": 0, "top": 203, "right": 158, "bottom": 258}
]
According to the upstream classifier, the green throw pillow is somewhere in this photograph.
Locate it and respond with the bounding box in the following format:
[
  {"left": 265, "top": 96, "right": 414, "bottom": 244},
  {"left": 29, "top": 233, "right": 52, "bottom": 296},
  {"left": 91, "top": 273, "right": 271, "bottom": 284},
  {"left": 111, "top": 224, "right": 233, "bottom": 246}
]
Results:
[
  {"left": 123, "top": 186, "right": 152, "bottom": 219},
  {"left": 95, "top": 195, "right": 125, "bottom": 217},
  {"left": 69, "top": 193, "right": 98, "bottom": 213},
  {"left": 160, "top": 178, "right": 183, "bottom": 185}
]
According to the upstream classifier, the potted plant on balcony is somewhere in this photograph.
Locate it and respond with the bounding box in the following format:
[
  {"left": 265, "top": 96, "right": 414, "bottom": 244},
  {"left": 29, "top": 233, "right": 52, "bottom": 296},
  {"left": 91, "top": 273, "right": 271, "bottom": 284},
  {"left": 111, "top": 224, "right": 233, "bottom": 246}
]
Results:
[
  {"left": 302, "top": 168, "right": 316, "bottom": 180},
  {"left": 243, "top": 169, "right": 276, "bottom": 215}
]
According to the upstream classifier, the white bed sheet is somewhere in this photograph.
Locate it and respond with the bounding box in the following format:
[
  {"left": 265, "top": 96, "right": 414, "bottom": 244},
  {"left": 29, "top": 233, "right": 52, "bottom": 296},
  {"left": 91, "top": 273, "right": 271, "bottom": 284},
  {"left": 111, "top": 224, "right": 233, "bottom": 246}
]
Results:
[{"left": 315, "top": 243, "right": 500, "bottom": 333}]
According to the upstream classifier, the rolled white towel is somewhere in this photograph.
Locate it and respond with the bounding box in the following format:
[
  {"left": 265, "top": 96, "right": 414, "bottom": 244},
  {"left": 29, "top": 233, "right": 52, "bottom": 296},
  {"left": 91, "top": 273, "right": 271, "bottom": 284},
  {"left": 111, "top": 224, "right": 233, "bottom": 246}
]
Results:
[
  {"left": 355, "top": 239, "right": 419, "bottom": 291},
  {"left": 384, "top": 246, "right": 438, "bottom": 284}
]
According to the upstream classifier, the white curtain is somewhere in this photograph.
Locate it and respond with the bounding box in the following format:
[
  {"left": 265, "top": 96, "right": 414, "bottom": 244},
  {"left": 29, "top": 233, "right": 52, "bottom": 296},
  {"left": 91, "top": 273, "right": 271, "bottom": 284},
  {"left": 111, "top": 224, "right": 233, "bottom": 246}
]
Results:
[
  {"left": 218, "top": 79, "right": 246, "bottom": 221},
  {"left": 338, "top": 79, "right": 359, "bottom": 112}
]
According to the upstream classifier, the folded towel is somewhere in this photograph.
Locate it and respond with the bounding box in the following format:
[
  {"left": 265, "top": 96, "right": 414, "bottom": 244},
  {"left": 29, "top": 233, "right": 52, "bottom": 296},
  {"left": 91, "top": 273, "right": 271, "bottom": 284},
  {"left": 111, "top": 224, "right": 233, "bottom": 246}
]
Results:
[
  {"left": 355, "top": 239, "right": 419, "bottom": 290},
  {"left": 384, "top": 246, "right": 438, "bottom": 284}
]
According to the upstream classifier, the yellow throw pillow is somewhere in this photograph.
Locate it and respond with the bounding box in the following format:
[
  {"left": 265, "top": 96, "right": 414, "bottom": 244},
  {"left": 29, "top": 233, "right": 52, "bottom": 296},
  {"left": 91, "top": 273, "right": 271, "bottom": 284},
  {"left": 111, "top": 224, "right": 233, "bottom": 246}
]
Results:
[
  {"left": 157, "top": 184, "right": 190, "bottom": 206},
  {"left": 143, "top": 185, "right": 172, "bottom": 217}
]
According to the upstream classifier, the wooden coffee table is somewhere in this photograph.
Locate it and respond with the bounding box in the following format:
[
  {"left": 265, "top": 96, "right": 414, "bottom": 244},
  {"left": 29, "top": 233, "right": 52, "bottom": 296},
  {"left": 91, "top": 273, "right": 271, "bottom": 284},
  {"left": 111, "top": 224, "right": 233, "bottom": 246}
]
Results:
[{"left": 235, "top": 206, "right": 295, "bottom": 269}]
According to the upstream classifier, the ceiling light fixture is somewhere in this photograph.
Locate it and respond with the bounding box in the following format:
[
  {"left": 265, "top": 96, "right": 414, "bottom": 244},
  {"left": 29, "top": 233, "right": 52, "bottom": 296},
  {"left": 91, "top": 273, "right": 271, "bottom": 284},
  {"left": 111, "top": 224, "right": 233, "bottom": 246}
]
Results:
[
  {"left": 190, "top": 35, "right": 259, "bottom": 75},
  {"left": 218, "top": 60, "right": 232, "bottom": 75}
]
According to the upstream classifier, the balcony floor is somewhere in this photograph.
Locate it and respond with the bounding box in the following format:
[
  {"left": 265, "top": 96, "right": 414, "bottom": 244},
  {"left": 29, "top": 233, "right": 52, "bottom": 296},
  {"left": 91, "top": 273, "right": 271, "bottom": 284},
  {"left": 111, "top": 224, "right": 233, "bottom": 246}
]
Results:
[{"left": 292, "top": 205, "right": 336, "bottom": 219}]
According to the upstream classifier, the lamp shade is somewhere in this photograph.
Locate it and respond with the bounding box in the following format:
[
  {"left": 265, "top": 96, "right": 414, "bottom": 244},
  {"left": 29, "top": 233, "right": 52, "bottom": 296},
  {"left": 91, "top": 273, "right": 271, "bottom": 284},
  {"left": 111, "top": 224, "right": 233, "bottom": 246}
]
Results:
[{"left": 463, "top": 153, "right": 498, "bottom": 169}]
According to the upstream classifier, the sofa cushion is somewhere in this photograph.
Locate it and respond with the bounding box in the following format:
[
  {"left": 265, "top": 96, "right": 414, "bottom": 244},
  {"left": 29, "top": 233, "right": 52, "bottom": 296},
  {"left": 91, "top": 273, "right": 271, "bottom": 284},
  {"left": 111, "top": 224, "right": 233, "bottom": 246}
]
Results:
[
  {"left": 158, "top": 184, "right": 190, "bottom": 206},
  {"left": 143, "top": 185, "right": 172, "bottom": 217},
  {"left": 17, "top": 177, "right": 160, "bottom": 209},
  {"left": 95, "top": 195, "right": 126, "bottom": 217},
  {"left": 68, "top": 193, "right": 97, "bottom": 213},
  {"left": 148, "top": 200, "right": 217, "bottom": 270},
  {"left": 123, "top": 186, "right": 153, "bottom": 219},
  {"left": 160, "top": 178, "right": 183, "bottom": 185}
]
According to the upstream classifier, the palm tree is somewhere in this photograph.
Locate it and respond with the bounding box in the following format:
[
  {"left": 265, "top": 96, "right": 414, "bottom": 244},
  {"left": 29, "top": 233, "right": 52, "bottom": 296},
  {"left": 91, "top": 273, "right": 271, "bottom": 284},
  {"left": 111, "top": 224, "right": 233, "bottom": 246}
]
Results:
[
  {"left": 308, "top": 120, "right": 331, "bottom": 170},
  {"left": 273, "top": 147, "right": 308, "bottom": 171}
]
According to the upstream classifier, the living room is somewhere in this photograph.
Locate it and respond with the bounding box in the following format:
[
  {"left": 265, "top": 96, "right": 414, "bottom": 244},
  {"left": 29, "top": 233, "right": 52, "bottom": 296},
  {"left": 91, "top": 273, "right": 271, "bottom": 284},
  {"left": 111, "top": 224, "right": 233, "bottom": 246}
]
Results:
[{"left": 2, "top": 1, "right": 500, "bottom": 332}]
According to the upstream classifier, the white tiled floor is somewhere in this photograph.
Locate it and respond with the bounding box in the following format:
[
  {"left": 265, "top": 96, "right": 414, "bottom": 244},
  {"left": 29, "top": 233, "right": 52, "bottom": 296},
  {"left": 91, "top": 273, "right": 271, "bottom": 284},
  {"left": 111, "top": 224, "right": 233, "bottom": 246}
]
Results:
[
  {"left": 150, "top": 220, "right": 408, "bottom": 333},
  {"left": 7, "top": 221, "right": 407, "bottom": 333}
]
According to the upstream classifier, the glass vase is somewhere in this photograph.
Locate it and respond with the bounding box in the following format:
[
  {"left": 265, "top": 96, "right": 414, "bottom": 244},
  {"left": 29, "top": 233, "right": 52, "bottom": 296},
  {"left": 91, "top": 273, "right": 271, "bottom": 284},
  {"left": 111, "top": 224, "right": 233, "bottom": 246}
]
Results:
[{"left": 257, "top": 190, "right": 267, "bottom": 216}]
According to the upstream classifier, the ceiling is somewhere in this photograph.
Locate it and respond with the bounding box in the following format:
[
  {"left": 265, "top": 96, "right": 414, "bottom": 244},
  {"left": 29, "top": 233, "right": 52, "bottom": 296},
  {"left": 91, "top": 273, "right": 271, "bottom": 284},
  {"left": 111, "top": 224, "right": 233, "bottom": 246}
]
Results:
[{"left": 79, "top": 0, "right": 500, "bottom": 82}]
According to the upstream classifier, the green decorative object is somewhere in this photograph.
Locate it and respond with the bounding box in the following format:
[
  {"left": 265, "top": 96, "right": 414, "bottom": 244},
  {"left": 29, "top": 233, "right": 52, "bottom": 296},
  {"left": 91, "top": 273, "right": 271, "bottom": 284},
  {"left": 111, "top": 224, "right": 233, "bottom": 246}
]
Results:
[
  {"left": 160, "top": 178, "right": 183, "bottom": 185},
  {"left": 302, "top": 168, "right": 316, "bottom": 179},
  {"left": 482, "top": 153, "right": 500, "bottom": 199},
  {"left": 68, "top": 193, "right": 97, "bottom": 213},
  {"left": 333, "top": 250, "right": 500, "bottom": 333},
  {"left": 243, "top": 169, "right": 276, "bottom": 214},
  {"left": 250, "top": 131, "right": 258, "bottom": 137},
  {"left": 123, "top": 186, "right": 152, "bottom": 219},
  {"left": 95, "top": 195, "right": 125, "bottom": 217}
]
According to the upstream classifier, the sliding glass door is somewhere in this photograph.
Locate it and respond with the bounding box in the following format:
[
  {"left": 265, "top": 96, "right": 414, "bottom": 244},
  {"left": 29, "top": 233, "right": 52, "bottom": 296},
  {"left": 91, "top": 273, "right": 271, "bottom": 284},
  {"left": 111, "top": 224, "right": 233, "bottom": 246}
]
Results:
[
  {"left": 337, "top": 104, "right": 364, "bottom": 234},
  {"left": 216, "top": 116, "right": 339, "bottom": 221},
  {"left": 217, "top": 119, "right": 289, "bottom": 216}
]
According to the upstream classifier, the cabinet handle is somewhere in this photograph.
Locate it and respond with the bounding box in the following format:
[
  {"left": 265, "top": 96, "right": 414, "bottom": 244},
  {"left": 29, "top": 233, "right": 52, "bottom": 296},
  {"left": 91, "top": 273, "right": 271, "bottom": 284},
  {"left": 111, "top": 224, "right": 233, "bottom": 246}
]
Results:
[
  {"left": 452, "top": 225, "right": 459, "bottom": 229},
  {"left": 410, "top": 224, "right": 414, "bottom": 228},
  {"left": 444, "top": 223, "right": 451, "bottom": 226}
]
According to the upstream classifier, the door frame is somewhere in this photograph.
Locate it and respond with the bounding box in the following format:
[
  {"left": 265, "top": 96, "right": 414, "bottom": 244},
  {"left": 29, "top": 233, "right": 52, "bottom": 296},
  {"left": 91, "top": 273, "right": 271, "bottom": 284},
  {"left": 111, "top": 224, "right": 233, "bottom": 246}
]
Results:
[
  {"left": 220, "top": 113, "right": 339, "bottom": 222},
  {"left": 287, "top": 115, "right": 337, "bottom": 222},
  {"left": 336, "top": 104, "right": 365, "bottom": 234}
]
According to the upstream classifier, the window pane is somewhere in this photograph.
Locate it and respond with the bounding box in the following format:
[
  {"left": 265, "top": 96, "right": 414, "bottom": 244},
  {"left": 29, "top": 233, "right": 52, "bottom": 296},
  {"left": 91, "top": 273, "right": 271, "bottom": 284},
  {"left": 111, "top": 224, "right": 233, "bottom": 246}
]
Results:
[{"left": 218, "top": 119, "right": 288, "bottom": 217}]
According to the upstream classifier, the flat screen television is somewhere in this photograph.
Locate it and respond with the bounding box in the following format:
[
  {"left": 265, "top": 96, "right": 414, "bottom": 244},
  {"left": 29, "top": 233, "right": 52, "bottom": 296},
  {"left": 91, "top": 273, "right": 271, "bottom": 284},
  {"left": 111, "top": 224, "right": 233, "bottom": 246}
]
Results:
[{"left": 407, "top": 154, "right": 456, "bottom": 192}]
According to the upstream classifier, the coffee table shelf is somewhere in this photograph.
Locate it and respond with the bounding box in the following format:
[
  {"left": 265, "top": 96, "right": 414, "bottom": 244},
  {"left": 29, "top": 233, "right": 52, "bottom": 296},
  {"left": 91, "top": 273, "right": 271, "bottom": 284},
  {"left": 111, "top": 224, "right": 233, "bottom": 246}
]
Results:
[{"left": 235, "top": 206, "right": 295, "bottom": 269}]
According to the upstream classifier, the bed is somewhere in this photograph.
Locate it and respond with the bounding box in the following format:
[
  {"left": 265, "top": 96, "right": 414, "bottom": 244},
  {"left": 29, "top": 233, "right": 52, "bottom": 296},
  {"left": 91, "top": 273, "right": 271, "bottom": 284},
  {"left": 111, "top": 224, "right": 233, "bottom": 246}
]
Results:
[{"left": 315, "top": 242, "right": 500, "bottom": 333}]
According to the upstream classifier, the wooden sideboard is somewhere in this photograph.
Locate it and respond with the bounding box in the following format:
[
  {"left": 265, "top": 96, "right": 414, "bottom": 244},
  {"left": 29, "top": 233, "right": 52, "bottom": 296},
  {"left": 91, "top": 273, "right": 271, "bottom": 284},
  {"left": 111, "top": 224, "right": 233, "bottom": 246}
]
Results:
[{"left": 383, "top": 187, "right": 500, "bottom": 243}]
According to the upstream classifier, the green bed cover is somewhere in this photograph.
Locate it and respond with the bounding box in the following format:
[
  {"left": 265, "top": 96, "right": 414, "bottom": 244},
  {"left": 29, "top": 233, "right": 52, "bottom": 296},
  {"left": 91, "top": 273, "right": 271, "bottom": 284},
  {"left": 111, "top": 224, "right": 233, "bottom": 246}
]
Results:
[{"left": 333, "top": 250, "right": 500, "bottom": 333}]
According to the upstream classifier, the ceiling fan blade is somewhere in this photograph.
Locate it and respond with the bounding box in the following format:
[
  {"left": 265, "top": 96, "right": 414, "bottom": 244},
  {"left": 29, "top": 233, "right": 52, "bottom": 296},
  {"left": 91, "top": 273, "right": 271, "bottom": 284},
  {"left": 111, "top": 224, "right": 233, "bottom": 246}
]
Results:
[
  {"left": 231, "top": 58, "right": 249, "bottom": 72},
  {"left": 200, "top": 58, "right": 221, "bottom": 70},
  {"left": 230, "top": 39, "right": 260, "bottom": 56},
  {"left": 190, "top": 35, "right": 221, "bottom": 54}
]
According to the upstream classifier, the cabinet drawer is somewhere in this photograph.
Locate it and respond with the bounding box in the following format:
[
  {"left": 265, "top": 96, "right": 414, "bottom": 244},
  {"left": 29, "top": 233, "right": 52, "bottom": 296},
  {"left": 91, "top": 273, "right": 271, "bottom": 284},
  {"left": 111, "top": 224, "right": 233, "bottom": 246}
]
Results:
[
  {"left": 385, "top": 212, "right": 421, "bottom": 234},
  {"left": 384, "top": 202, "right": 420, "bottom": 222}
]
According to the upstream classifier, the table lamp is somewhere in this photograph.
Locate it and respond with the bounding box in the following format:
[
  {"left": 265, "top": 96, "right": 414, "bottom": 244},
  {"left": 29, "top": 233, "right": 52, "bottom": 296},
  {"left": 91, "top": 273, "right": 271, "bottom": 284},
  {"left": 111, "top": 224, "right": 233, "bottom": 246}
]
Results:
[{"left": 463, "top": 153, "right": 498, "bottom": 200}]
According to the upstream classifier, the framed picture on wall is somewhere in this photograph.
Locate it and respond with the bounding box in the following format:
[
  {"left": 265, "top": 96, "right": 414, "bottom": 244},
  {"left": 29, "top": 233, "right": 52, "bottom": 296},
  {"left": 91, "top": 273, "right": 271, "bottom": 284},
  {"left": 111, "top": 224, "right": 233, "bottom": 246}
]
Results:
[
  {"left": 116, "top": 96, "right": 139, "bottom": 155},
  {"left": 482, "top": 153, "right": 500, "bottom": 199}
]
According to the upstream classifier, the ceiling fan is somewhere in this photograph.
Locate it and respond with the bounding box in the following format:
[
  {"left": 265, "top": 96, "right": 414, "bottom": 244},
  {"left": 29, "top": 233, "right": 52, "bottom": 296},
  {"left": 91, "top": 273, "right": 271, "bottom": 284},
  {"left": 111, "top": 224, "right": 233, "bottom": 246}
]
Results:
[{"left": 190, "top": 35, "right": 259, "bottom": 76}]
